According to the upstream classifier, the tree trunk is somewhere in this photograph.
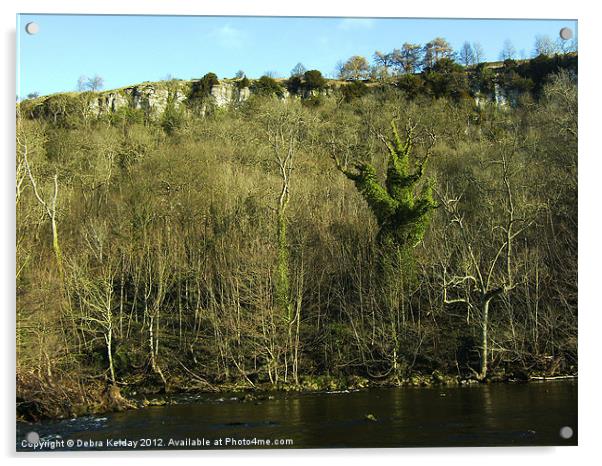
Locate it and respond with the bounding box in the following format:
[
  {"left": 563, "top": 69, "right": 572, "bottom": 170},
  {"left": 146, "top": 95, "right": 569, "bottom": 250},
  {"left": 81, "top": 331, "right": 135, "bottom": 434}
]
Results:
[
  {"left": 51, "top": 215, "right": 63, "bottom": 276},
  {"left": 148, "top": 313, "right": 167, "bottom": 389},
  {"left": 276, "top": 180, "right": 293, "bottom": 383},
  {"left": 105, "top": 329, "right": 116, "bottom": 385},
  {"left": 480, "top": 298, "right": 490, "bottom": 380}
]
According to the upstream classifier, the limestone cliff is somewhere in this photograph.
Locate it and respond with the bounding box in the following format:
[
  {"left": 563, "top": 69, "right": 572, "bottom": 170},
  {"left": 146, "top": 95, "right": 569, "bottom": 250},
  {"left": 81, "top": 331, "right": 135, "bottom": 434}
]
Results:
[
  {"left": 19, "top": 79, "right": 256, "bottom": 122},
  {"left": 17, "top": 74, "right": 524, "bottom": 123}
]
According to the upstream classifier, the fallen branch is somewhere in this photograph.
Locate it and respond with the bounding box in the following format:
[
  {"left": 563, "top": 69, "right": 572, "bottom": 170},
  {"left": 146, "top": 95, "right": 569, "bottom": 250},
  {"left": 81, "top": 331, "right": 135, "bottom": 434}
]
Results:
[
  {"left": 176, "top": 360, "right": 218, "bottom": 391},
  {"left": 529, "top": 375, "right": 578, "bottom": 380}
]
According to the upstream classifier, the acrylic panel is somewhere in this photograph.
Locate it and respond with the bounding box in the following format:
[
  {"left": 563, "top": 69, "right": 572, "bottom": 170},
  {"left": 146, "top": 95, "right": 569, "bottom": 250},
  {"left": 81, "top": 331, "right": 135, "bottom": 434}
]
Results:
[{"left": 16, "top": 14, "right": 578, "bottom": 451}]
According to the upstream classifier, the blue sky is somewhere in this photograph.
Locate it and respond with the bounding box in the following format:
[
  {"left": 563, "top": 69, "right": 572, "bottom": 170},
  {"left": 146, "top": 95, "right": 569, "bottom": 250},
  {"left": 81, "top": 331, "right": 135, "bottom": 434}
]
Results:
[{"left": 17, "top": 15, "right": 577, "bottom": 97}]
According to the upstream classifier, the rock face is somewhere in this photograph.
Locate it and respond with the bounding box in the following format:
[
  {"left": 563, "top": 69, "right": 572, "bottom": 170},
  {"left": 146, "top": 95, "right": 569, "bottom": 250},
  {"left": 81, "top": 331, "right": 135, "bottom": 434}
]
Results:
[
  {"left": 94, "top": 81, "right": 252, "bottom": 117},
  {"left": 474, "top": 84, "right": 518, "bottom": 110},
  {"left": 22, "top": 80, "right": 256, "bottom": 122},
  {"left": 210, "top": 82, "right": 250, "bottom": 107},
  {"left": 492, "top": 83, "right": 519, "bottom": 108},
  {"left": 21, "top": 77, "right": 514, "bottom": 123},
  {"left": 91, "top": 92, "right": 129, "bottom": 114},
  {"left": 91, "top": 82, "right": 190, "bottom": 118}
]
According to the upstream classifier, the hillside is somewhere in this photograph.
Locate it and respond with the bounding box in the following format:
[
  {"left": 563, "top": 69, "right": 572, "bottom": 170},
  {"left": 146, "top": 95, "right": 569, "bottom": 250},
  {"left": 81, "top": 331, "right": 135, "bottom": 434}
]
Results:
[
  {"left": 18, "top": 53, "right": 577, "bottom": 126},
  {"left": 16, "top": 53, "right": 577, "bottom": 421}
]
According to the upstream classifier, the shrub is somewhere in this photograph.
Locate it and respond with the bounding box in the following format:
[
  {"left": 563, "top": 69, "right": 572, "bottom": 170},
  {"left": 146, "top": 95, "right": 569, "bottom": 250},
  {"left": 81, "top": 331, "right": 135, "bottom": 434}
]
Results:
[
  {"left": 303, "top": 70, "right": 327, "bottom": 91},
  {"left": 161, "top": 104, "right": 185, "bottom": 135},
  {"left": 188, "top": 72, "right": 219, "bottom": 106},
  {"left": 287, "top": 70, "right": 326, "bottom": 95},
  {"left": 397, "top": 74, "right": 426, "bottom": 100},
  {"left": 236, "top": 76, "right": 250, "bottom": 90},
  {"left": 286, "top": 75, "right": 303, "bottom": 94},
  {"left": 424, "top": 58, "right": 470, "bottom": 101},
  {"left": 302, "top": 95, "right": 324, "bottom": 107},
  {"left": 251, "top": 76, "right": 284, "bottom": 98},
  {"left": 341, "top": 81, "right": 368, "bottom": 101},
  {"left": 471, "top": 63, "right": 496, "bottom": 95}
]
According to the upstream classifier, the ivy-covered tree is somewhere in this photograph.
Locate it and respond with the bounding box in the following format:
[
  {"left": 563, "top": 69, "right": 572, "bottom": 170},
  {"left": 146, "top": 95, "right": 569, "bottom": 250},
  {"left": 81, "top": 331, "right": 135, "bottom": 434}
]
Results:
[
  {"left": 332, "top": 119, "right": 437, "bottom": 381},
  {"left": 333, "top": 120, "right": 436, "bottom": 251}
]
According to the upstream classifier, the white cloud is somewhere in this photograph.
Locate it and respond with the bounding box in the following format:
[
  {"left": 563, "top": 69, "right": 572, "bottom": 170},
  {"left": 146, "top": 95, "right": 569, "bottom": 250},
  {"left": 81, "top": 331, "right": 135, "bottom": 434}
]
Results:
[
  {"left": 211, "top": 24, "right": 245, "bottom": 49},
  {"left": 337, "top": 18, "right": 375, "bottom": 31}
]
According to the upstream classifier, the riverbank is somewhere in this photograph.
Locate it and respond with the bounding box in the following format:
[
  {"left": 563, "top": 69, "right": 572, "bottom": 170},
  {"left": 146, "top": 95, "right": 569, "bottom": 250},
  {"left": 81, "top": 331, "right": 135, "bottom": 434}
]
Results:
[
  {"left": 16, "top": 369, "right": 577, "bottom": 423},
  {"left": 17, "top": 380, "right": 578, "bottom": 450}
]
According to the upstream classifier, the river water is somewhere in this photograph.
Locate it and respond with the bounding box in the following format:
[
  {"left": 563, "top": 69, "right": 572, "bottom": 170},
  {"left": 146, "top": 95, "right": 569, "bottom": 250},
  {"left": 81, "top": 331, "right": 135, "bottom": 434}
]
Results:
[{"left": 16, "top": 380, "right": 577, "bottom": 450}]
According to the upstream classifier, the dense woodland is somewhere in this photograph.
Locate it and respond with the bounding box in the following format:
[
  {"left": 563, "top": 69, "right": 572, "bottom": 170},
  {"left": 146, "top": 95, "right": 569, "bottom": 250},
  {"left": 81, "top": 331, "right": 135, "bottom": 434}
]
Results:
[{"left": 16, "top": 51, "right": 577, "bottom": 420}]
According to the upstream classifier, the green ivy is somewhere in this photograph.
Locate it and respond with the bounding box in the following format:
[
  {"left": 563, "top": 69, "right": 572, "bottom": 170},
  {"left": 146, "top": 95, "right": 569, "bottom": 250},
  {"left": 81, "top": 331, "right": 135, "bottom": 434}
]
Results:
[{"left": 339, "top": 120, "right": 436, "bottom": 250}]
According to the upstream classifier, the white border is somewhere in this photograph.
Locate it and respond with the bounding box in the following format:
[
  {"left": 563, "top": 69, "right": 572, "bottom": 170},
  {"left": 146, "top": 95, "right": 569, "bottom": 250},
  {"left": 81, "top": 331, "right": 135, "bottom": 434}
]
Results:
[{"left": 2, "top": 1, "right": 598, "bottom": 465}]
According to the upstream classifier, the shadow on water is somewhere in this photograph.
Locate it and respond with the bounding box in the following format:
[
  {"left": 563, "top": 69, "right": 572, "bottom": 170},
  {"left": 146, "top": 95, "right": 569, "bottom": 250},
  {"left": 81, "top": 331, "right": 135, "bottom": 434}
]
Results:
[{"left": 16, "top": 380, "right": 577, "bottom": 450}]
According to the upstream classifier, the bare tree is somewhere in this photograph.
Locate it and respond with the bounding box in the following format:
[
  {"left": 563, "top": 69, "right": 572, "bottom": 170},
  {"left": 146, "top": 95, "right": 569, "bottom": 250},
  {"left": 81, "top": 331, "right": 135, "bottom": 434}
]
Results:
[
  {"left": 391, "top": 43, "right": 423, "bottom": 74},
  {"left": 339, "top": 55, "right": 370, "bottom": 80},
  {"left": 500, "top": 39, "right": 517, "bottom": 61},
  {"left": 87, "top": 75, "right": 104, "bottom": 91},
  {"left": 373, "top": 51, "right": 394, "bottom": 79},
  {"left": 472, "top": 42, "right": 485, "bottom": 64},
  {"left": 77, "top": 74, "right": 104, "bottom": 92},
  {"left": 19, "top": 137, "right": 63, "bottom": 275},
  {"left": 290, "top": 62, "right": 306, "bottom": 78},
  {"left": 534, "top": 35, "right": 558, "bottom": 57},
  {"left": 144, "top": 239, "right": 170, "bottom": 390},
  {"left": 259, "top": 103, "right": 315, "bottom": 384},
  {"left": 459, "top": 41, "right": 475, "bottom": 67},
  {"left": 75, "top": 263, "right": 117, "bottom": 384},
  {"left": 77, "top": 75, "right": 88, "bottom": 92},
  {"left": 437, "top": 133, "right": 540, "bottom": 380},
  {"left": 556, "top": 36, "right": 578, "bottom": 54},
  {"left": 423, "top": 37, "right": 454, "bottom": 68}
]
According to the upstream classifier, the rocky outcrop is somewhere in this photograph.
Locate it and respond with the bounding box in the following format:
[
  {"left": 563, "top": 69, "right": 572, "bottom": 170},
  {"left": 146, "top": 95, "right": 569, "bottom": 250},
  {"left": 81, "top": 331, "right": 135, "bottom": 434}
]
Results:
[
  {"left": 90, "top": 82, "right": 189, "bottom": 117},
  {"left": 91, "top": 91, "right": 128, "bottom": 114},
  {"left": 474, "top": 84, "right": 519, "bottom": 109},
  {"left": 21, "top": 80, "right": 255, "bottom": 122},
  {"left": 20, "top": 76, "right": 516, "bottom": 124},
  {"left": 210, "top": 82, "right": 251, "bottom": 107},
  {"left": 102, "top": 81, "right": 253, "bottom": 116},
  {"left": 492, "top": 83, "right": 519, "bottom": 107}
]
